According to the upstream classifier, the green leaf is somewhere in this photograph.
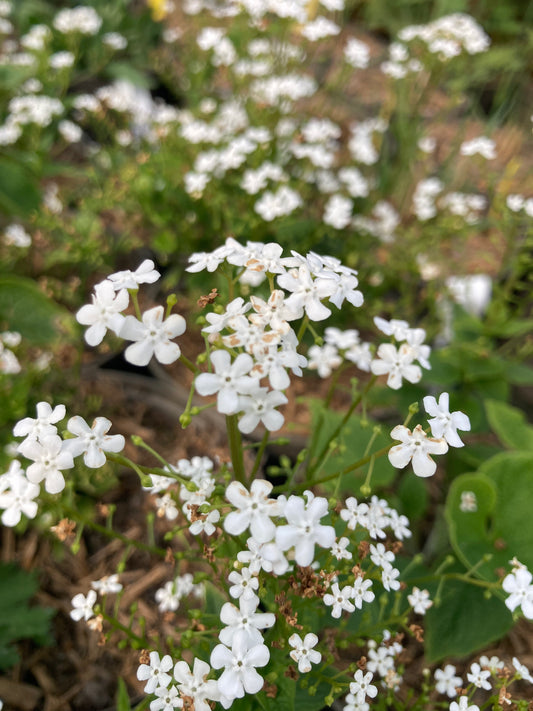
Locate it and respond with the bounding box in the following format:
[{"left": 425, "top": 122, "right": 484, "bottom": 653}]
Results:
[
  {"left": 0, "top": 274, "right": 71, "bottom": 345},
  {"left": 425, "top": 578, "right": 512, "bottom": 663},
  {"left": 397, "top": 472, "right": 428, "bottom": 521},
  {"left": 445, "top": 473, "right": 500, "bottom": 578},
  {"left": 0, "top": 158, "right": 41, "bottom": 216},
  {"left": 502, "top": 362, "right": 533, "bottom": 386},
  {"left": 116, "top": 678, "right": 132, "bottom": 711},
  {"left": 485, "top": 399, "right": 533, "bottom": 451},
  {"left": 479, "top": 452, "right": 533, "bottom": 570},
  {"left": 0, "top": 563, "right": 54, "bottom": 671}
]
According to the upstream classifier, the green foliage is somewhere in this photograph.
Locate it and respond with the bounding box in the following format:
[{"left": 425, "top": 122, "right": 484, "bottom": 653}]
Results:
[
  {"left": 0, "top": 563, "right": 54, "bottom": 670},
  {"left": 425, "top": 576, "right": 512, "bottom": 663},
  {"left": 0, "top": 274, "right": 72, "bottom": 345},
  {"left": 0, "top": 157, "right": 41, "bottom": 217},
  {"left": 485, "top": 399, "right": 533, "bottom": 451}
]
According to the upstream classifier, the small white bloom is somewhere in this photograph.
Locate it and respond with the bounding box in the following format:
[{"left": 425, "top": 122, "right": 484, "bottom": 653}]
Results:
[
  {"left": 434, "top": 664, "right": 462, "bottom": 697},
  {"left": 70, "top": 589, "right": 97, "bottom": 622},
  {"left": 91, "top": 574, "right": 122, "bottom": 595},
  {"left": 350, "top": 669, "right": 378, "bottom": 703},
  {"left": 228, "top": 568, "right": 259, "bottom": 601},
  {"left": 173, "top": 658, "right": 219, "bottom": 710},
  {"left": 224, "top": 479, "right": 280, "bottom": 543},
  {"left": 108, "top": 259, "right": 160, "bottom": 290},
  {"left": 289, "top": 632, "right": 321, "bottom": 673},
  {"left": 423, "top": 393, "right": 470, "bottom": 447},
  {"left": 137, "top": 652, "right": 174, "bottom": 694},
  {"left": 407, "top": 587, "right": 433, "bottom": 615},
  {"left": 76, "top": 280, "right": 128, "bottom": 346},
  {"left": 210, "top": 637, "right": 269, "bottom": 701},
  {"left": 323, "top": 582, "right": 355, "bottom": 618},
  {"left": 388, "top": 424, "right": 448, "bottom": 478},
  {"left": 18, "top": 434, "right": 74, "bottom": 494},
  {"left": 466, "top": 662, "right": 491, "bottom": 690},
  {"left": 121, "top": 306, "right": 186, "bottom": 366},
  {"left": 63, "top": 416, "right": 124, "bottom": 468},
  {"left": 276, "top": 492, "right": 335, "bottom": 567}
]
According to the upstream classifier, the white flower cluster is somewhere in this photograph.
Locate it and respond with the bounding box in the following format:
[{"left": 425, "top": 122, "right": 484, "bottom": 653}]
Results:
[
  {"left": 155, "top": 572, "right": 204, "bottom": 612},
  {"left": 398, "top": 13, "right": 490, "bottom": 60},
  {"left": 0, "top": 402, "right": 124, "bottom": 525},
  {"left": 75, "top": 259, "right": 190, "bottom": 368},
  {"left": 188, "top": 239, "right": 366, "bottom": 433}
]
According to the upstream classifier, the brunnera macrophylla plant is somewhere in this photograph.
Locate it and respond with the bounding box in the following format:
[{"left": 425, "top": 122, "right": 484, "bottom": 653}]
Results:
[{"left": 2, "top": 240, "right": 533, "bottom": 711}]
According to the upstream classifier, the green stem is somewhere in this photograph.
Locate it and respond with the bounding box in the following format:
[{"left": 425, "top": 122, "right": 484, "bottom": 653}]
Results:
[
  {"left": 179, "top": 353, "right": 199, "bottom": 374},
  {"left": 250, "top": 430, "right": 269, "bottom": 480},
  {"left": 308, "top": 375, "right": 377, "bottom": 479},
  {"left": 226, "top": 414, "right": 246, "bottom": 484}
]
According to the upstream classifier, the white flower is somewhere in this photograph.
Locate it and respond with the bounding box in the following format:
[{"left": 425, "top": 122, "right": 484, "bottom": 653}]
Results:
[
  {"left": 151, "top": 684, "right": 183, "bottom": 711},
  {"left": 381, "top": 565, "right": 401, "bottom": 592},
  {"left": 120, "top": 306, "right": 186, "bottom": 366},
  {"left": 76, "top": 280, "right": 128, "bottom": 346},
  {"left": 434, "top": 664, "right": 462, "bottom": 697},
  {"left": 460, "top": 491, "right": 477, "bottom": 512},
  {"left": 423, "top": 393, "right": 471, "bottom": 448},
  {"left": 478, "top": 655, "right": 503, "bottom": 673},
  {"left": 91, "top": 574, "right": 122, "bottom": 595},
  {"left": 137, "top": 652, "right": 174, "bottom": 694},
  {"left": 195, "top": 350, "right": 257, "bottom": 415},
  {"left": 350, "top": 670, "right": 377, "bottom": 703},
  {"left": 277, "top": 265, "right": 336, "bottom": 321},
  {"left": 460, "top": 136, "right": 496, "bottom": 160},
  {"left": 307, "top": 344, "right": 342, "bottom": 378},
  {"left": 210, "top": 637, "right": 270, "bottom": 701},
  {"left": 340, "top": 497, "right": 369, "bottom": 530},
  {"left": 219, "top": 596, "right": 275, "bottom": 647},
  {"left": 156, "top": 493, "right": 179, "bottom": 521},
  {"left": 155, "top": 581, "right": 180, "bottom": 612},
  {"left": 388, "top": 424, "right": 448, "bottom": 477},
  {"left": 344, "top": 37, "right": 370, "bottom": 68},
  {"left": 18, "top": 434, "right": 74, "bottom": 494},
  {"left": 330, "top": 537, "right": 352, "bottom": 560},
  {"left": 407, "top": 587, "right": 432, "bottom": 615},
  {"left": 449, "top": 699, "right": 479, "bottom": 711},
  {"left": 173, "top": 658, "right": 220, "bottom": 710},
  {"left": 289, "top": 632, "right": 321, "bottom": 672},
  {"left": 0, "top": 472, "right": 39, "bottom": 526},
  {"left": 70, "top": 589, "right": 97, "bottom": 622},
  {"left": 188, "top": 508, "right": 220, "bottom": 536},
  {"left": 370, "top": 543, "right": 395, "bottom": 568},
  {"left": 502, "top": 567, "right": 533, "bottom": 619},
  {"left": 108, "top": 259, "right": 160, "bottom": 290},
  {"left": 466, "top": 662, "right": 491, "bottom": 690},
  {"left": 275, "top": 492, "right": 335, "bottom": 567},
  {"left": 237, "top": 388, "right": 288, "bottom": 434},
  {"left": 53, "top": 6, "right": 102, "bottom": 34},
  {"left": 371, "top": 343, "right": 422, "bottom": 389},
  {"left": 224, "top": 480, "right": 280, "bottom": 543},
  {"left": 351, "top": 576, "right": 375, "bottom": 608},
  {"left": 63, "top": 416, "right": 124, "bottom": 468},
  {"left": 512, "top": 656, "right": 533, "bottom": 683},
  {"left": 203, "top": 298, "right": 250, "bottom": 335},
  {"left": 228, "top": 568, "right": 259, "bottom": 601},
  {"left": 13, "top": 402, "right": 66, "bottom": 443},
  {"left": 323, "top": 582, "right": 355, "bottom": 618},
  {"left": 4, "top": 223, "right": 31, "bottom": 247}
]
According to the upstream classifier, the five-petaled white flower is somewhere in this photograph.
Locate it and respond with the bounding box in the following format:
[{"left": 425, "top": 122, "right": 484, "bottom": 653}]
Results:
[
  {"left": 63, "top": 416, "right": 125, "bottom": 468},
  {"left": 466, "top": 662, "right": 491, "bottom": 690},
  {"left": 210, "top": 637, "right": 270, "bottom": 702},
  {"left": 423, "top": 392, "right": 471, "bottom": 447},
  {"left": 173, "top": 657, "right": 220, "bottom": 711},
  {"left": 224, "top": 479, "right": 280, "bottom": 543},
  {"left": 18, "top": 434, "right": 74, "bottom": 494},
  {"left": 434, "top": 664, "right": 462, "bottom": 697},
  {"left": 219, "top": 596, "right": 275, "bottom": 648},
  {"left": 388, "top": 424, "right": 448, "bottom": 477},
  {"left": 107, "top": 259, "right": 160, "bottom": 290},
  {"left": 288, "top": 632, "right": 321, "bottom": 673},
  {"left": 137, "top": 651, "right": 174, "bottom": 694},
  {"left": 195, "top": 350, "right": 257, "bottom": 414},
  {"left": 371, "top": 343, "right": 422, "bottom": 390},
  {"left": 502, "top": 567, "right": 533, "bottom": 619},
  {"left": 350, "top": 669, "right": 378, "bottom": 703},
  {"left": 237, "top": 388, "right": 288, "bottom": 433},
  {"left": 407, "top": 587, "right": 433, "bottom": 615},
  {"left": 0, "top": 473, "right": 40, "bottom": 526},
  {"left": 275, "top": 491, "right": 335, "bottom": 567},
  {"left": 70, "top": 589, "right": 97, "bottom": 622},
  {"left": 323, "top": 582, "right": 355, "bottom": 618},
  {"left": 120, "top": 306, "right": 186, "bottom": 366},
  {"left": 13, "top": 401, "right": 66, "bottom": 443},
  {"left": 76, "top": 280, "right": 128, "bottom": 346}
]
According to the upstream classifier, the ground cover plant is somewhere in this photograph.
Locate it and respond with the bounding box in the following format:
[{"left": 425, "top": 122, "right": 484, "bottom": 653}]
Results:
[{"left": 0, "top": 1, "right": 533, "bottom": 710}]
